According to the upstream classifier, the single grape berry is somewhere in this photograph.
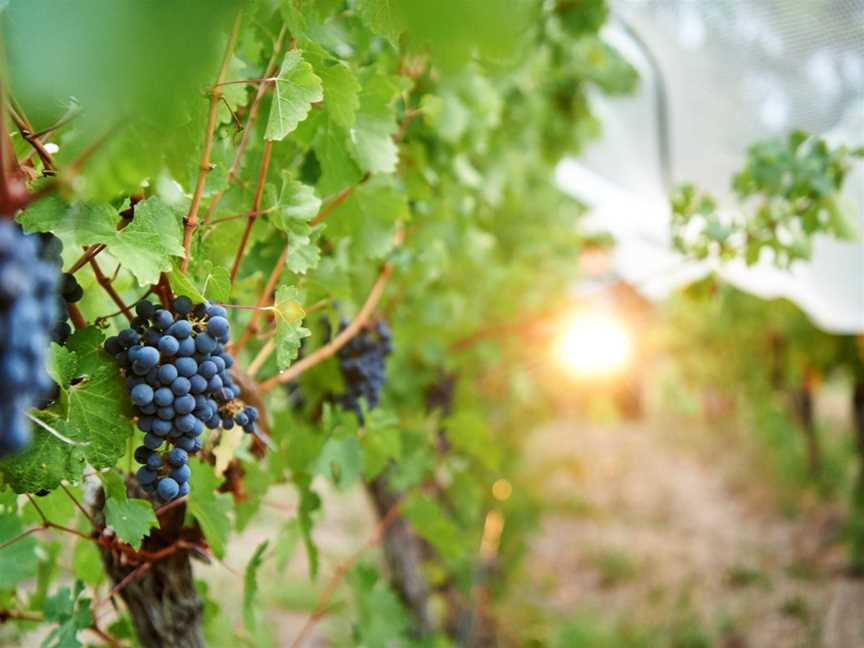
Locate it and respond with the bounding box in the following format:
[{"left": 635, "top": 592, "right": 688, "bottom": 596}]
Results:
[{"left": 157, "top": 477, "right": 180, "bottom": 501}]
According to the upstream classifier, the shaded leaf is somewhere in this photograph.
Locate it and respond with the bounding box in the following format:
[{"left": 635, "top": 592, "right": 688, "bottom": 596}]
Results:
[{"left": 265, "top": 50, "right": 324, "bottom": 141}]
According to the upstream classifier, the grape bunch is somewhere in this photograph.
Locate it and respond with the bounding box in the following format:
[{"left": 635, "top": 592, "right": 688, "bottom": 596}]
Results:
[
  {"left": 105, "top": 296, "right": 259, "bottom": 501},
  {"left": 34, "top": 233, "right": 82, "bottom": 345},
  {"left": 336, "top": 319, "right": 392, "bottom": 422},
  {"left": 0, "top": 221, "right": 60, "bottom": 456}
]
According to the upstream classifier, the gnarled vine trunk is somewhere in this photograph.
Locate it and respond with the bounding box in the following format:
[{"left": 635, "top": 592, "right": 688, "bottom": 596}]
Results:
[
  {"left": 366, "top": 475, "right": 433, "bottom": 636},
  {"left": 94, "top": 482, "right": 207, "bottom": 648}
]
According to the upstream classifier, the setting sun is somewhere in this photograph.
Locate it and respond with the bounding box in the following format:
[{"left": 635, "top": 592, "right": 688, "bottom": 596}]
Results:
[{"left": 553, "top": 310, "right": 633, "bottom": 378}]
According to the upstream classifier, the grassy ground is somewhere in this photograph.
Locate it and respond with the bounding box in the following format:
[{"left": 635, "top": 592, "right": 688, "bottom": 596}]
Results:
[{"left": 500, "top": 388, "right": 861, "bottom": 648}]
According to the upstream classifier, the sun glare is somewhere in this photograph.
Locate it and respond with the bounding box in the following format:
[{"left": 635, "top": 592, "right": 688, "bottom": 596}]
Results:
[{"left": 553, "top": 310, "right": 633, "bottom": 378}]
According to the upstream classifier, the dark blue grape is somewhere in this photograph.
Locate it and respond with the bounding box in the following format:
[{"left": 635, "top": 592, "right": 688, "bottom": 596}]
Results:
[
  {"left": 158, "top": 335, "right": 179, "bottom": 357},
  {"left": 169, "top": 320, "right": 192, "bottom": 339},
  {"left": 158, "top": 364, "right": 178, "bottom": 385},
  {"left": 130, "top": 315, "right": 150, "bottom": 331},
  {"left": 175, "top": 357, "right": 197, "bottom": 378},
  {"left": 173, "top": 412, "right": 194, "bottom": 433},
  {"left": 198, "top": 360, "right": 217, "bottom": 379},
  {"left": 194, "top": 333, "right": 217, "bottom": 354},
  {"left": 131, "top": 384, "right": 154, "bottom": 406},
  {"left": 138, "top": 346, "right": 159, "bottom": 367},
  {"left": 154, "top": 387, "right": 174, "bottom": 407},
  {"left": 146, "top": 453, "right": 162, "bottom": 470},
  {"left": 137, "top": 466, "right": 157, "bottom": 485},
  {"left": 142, "top": 433, "right": 163, "bottom": 450},
  {"left": 137, "top": 416, "right": 154, "bottom": 433},
  {"left": 152, "top": 419, "right": 173, "bottom": 437},
  {"left": 118, "top": 328, "right": 139, "bottom": 347},
  {"left": 177, "top": 336, "right": 196, "bottom": 356},
  {"left": 157, "top": 477, "right": 180, "bottom": 501},
  {"left": 170, "top": 464, "right": 191, "bottom": 482},
  {"left": 206, "top": 316, "right": 229, "bottom": 339},
  {"left": 175, "top": 436, "right": 196, "bottom": 451},
  {"left": 105, "top": 336, "right": 123, "bottom": 355},
  {"left": 168, "top": 448, "right": 187, "bottom": 467},
  {"left": 189, "top": 419, "right": 204, "bottom": 437},
  {"left": 189, "top": 374, "right": 207, "bottom": 394},
  {"left": 171, "top": 376, "right": 191, "bottom": 396},
  {"left": 174, "top": 395, "right": 195, "bottom": 415},
  {"left": 135, "top": 300, "right": 156, "bottom": 319},
  {"left": 134, "top": 445, "right": 153, "bottom": 464},
  {"left": 173, "top": 296, "right": 193, "bottom": 314},
  {"left": 153, "top": 309, "right": 173, "bottom": 330},
  {"left": 178, "top": 482, "right": 191, "bottom": 497},
  {"left": 132, "top": 360, "right": 154, "bottom": 376},
  {"left": 157, "top": 406, "right": 175, "bottom": 421}
]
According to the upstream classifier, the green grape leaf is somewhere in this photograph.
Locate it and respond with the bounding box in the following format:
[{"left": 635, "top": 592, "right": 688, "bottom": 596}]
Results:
[
  {"left": 296, "top": 476, "right": 321, "bottom": 578},
  {"left": 42, "top": 581, "right": 92, "bottom": 648},
  {"left": 275, "top": 519, "right": 301, "bottom": 572},
  {"left": 318, "top": 62, "right": 361, "bottom": 129},
  {"left": 64, "top": 327, "right": 107, "bottom": 377},
  {"left": 0, "top": 328, "right": 131, "bottom": 493},
  {"left": 243, "top": 540, "right": 269, "bottom": 633},
  {"left": 65, "top": 351, "right": 134, "bottom": 470},
  {"left": 265, "top": 50, "right": 324, "bottom": 141},
  {"left": 274, "top": 285, "right": 311, "bottom": 369},
  {"left": 0, "top": 512, "right": 39, "bottom": 588},
  {"left": 401, "top": 492, "right": 467, "bottom": 560},
  {"left": 327, "top": 175, "right": 408, "bottom": 258},
  {"left": 18, "top": 196, "right": 184, "bottom": 287},
  {"left": 21, "top": 488, "right": 75, "bottom": 526},
  {"left": 234, "top": 461, "right": 272, "bottom": 532},
  {"left": 171, "top": 258, "right": 232, "bottom": 304},
  {"left": 168, "top": 262, "right": 207, "bottom": 304},
  {"left": 72, "top": 539, "right": 103, "bottom": 587},
  {"left": 108, "top": 197, "right": 186, "bottom": 286},
  {"left": 188, "top": 462, "right": 233, "bottom": 560},
  {"left": 280, "top": 221, "right": 324, "bottom": 275},
  {"left": 349, "top": 76, "right": 400, "bottom": 174},
  {"left": 217, "top": 56, "right": 250, "bottom": 125},
  {"left": 312, "top": 435, "right": 363, "bottom": 488},
  {"left": 0, "top": 417, "right": 87, "bottom": 494},
  {"left": 447, "top": 411, "right": 501, "bottom": 472},
  {"left": 347, "top": 563, "right": 411, "bottom": 646},
  {"left": 314, "top": 118, "right": 363, "bottom": 195},
  {"left": 355, "top": 0, "right": 402, "bottom": 46},
  {"left": 49, "top": 344, "right": 79, "bottom": 392},
  {"left": 361, "top": 408, "right": 401, "bottom": 479},
  {"left": 101, "top": 472, "right": 157, "bottom": 551},
  {"left": 273, "top": 177, "right": 321, "bottom": 229}
]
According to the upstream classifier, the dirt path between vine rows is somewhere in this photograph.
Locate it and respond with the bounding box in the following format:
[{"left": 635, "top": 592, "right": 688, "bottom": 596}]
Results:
[{"left": 516, "top": 419, "right": 862, "bottom": 647}]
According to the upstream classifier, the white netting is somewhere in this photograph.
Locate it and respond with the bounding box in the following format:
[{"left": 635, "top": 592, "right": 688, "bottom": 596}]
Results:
[{"left": 558, "top": 0, "right": 864, "bottom": 333}]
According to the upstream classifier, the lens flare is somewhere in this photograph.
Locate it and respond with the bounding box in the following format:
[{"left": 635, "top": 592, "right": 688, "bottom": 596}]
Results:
[{"left": 553, "top": 310, "right": 633, "bottom": 378}]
